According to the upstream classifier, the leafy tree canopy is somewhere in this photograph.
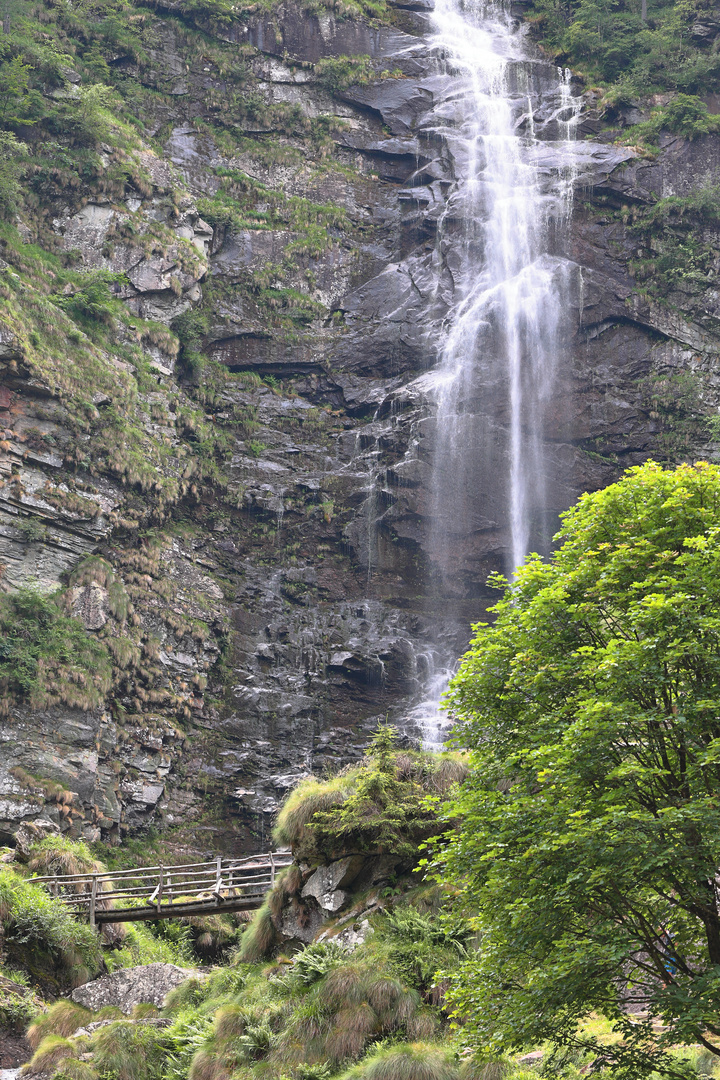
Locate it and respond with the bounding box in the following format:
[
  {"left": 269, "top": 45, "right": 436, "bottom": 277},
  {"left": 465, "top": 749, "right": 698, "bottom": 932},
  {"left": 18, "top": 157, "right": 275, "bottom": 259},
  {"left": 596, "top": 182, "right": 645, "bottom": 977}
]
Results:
[{"left": 435, "top": 461, "right": 720, "bottom": 1078}]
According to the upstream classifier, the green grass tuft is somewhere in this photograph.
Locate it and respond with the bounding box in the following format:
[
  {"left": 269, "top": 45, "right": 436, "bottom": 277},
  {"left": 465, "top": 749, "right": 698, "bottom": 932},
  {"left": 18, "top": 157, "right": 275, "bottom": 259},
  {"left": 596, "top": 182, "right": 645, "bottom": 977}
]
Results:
[{"left": 340, "top": 1042, "right": 460, "bottom": 1080}]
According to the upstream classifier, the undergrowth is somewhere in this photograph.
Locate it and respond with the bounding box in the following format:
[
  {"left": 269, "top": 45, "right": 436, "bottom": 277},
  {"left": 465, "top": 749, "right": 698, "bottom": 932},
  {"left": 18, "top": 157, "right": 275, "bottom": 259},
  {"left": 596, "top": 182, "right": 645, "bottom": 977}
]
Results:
[{"left": 0, "top": 589, "right": 112, "bottom": 717}]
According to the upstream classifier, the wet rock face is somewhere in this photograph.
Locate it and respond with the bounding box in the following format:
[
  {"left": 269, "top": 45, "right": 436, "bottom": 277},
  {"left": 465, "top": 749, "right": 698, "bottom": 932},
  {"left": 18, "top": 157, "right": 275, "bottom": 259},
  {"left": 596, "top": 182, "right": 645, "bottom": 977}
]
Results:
[{"left": 2, "top": 0, "right": 719, "bottom": 854}]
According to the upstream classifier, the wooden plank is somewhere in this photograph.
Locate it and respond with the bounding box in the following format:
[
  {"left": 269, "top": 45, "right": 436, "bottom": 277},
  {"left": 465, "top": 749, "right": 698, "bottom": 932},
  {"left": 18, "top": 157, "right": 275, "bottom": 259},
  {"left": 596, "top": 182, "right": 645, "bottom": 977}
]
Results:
[
  {"left": 46, "top": 873, "right": 274, "bottom": 902},
  {"left": 89, "top": 876, "right": 97, "bottom": 928},
  {"left": 94, "top": 893, "right": 268, "bottom": 923},
  {"left": 30, "top": 859, "right": 216, "bottom": 883},
  {"left": 32, "top": 851, "right": 292, "bottom": 928}
]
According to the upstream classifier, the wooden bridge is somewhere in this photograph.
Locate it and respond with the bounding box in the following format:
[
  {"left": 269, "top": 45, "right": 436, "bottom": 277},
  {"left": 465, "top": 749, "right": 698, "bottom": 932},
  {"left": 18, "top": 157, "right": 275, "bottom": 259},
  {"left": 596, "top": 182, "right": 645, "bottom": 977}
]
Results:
[{"left": 32, "top": 851, "right": 293, "bottom": 927}]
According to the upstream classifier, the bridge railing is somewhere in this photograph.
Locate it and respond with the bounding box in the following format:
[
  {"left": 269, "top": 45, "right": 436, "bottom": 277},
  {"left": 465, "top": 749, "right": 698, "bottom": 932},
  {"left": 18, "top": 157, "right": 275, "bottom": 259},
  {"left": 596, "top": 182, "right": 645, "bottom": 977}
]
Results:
[{"left": 31, "top": 851, "right": 293, "bottom": 926}]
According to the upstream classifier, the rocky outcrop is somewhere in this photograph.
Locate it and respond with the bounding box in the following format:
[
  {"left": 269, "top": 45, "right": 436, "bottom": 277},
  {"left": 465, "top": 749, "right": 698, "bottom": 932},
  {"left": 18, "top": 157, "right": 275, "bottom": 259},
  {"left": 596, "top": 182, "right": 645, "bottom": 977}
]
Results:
[{"left": 273, "top": 852, "right": 402, "bottom": 949}]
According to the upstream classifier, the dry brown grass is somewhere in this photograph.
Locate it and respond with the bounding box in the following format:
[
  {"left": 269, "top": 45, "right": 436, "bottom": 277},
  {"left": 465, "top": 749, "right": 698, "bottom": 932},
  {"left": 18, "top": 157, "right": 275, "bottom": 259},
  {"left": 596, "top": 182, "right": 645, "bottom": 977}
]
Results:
[
  {"left": 272, "top": 770, "right": 359, "bottom": 852},
  {"left": 188, "top": 1047, "right": 231, "bottom": 1080},
  {"left": 22, "top": 1035, "right": 75, "bottom": 1076},
  {"left": 28, "top": 1000, "right": 91, "bottom": 1049},
  {"left": 237, "top": 901, "right": 277, "bottom": 962}
]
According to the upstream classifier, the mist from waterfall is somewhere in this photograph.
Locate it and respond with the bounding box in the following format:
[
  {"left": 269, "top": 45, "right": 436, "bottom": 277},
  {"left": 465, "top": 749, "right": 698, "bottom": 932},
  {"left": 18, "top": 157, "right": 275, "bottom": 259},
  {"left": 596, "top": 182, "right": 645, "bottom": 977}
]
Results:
[{"left": 413, "top": 0, "right": 580, "bottom": 748}]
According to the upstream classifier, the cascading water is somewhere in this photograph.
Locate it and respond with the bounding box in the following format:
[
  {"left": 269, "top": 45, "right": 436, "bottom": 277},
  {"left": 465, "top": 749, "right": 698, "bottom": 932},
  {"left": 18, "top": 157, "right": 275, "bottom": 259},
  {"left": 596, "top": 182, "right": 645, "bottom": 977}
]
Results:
[
  {"left": 411, "top": 0, "right": 581, "bottom": 747},
  {"left": 427, "top": 0, "right": 579, "bottom": 581}
]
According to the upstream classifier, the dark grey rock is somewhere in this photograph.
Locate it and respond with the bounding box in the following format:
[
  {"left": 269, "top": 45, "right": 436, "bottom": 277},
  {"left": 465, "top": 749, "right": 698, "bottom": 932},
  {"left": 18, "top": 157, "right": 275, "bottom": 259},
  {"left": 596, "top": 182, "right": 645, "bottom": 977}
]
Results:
[{"left": 13, "top": 819, "right": 60, "bottom": 862}]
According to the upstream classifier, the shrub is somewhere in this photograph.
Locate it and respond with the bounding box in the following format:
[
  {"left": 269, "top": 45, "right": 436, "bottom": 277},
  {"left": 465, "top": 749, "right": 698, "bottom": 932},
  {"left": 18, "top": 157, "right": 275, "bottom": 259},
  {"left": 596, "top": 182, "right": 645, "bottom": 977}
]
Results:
[
  {"left": 27, "top": 1000, "right": 92, "bottom": 1049},
  {"left": 0, "top": 976, "right": 40, "bottom": 1033},
  {"left": 0, "top": 867, "right": 102, "bottom": 991},
  {"left": 55, "top": 275, "right": 119, "bottom": 331},
  {"left": 659, "top": 93, "right": 720, "bottom": 136},
  {"left": 273, "top": 771, "right": 358, "bottom": 858},
  {"left": 629, "top": 93, "right": 720, "bottom": 145},
  {"left": 273, "top": 728, "right": 468, "bottom": 864}
]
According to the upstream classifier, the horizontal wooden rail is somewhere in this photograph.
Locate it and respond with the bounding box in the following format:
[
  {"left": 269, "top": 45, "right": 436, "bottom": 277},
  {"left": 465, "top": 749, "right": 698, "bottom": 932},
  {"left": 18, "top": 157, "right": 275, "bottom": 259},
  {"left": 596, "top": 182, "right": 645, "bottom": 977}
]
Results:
[{"left": 32, "top": 852, "right": 292, "bottom": 926}]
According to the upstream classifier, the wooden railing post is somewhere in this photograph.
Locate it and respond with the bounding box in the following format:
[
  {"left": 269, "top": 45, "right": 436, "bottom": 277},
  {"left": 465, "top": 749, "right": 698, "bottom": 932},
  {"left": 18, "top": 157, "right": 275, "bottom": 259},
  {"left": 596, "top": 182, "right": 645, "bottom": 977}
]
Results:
[
  {"left": 270, "top": 851, "right": 275, "bottom": 889},
  {"left": 89, "top": 875, "right": 98, "bottom": 928},
  {"left": 157, "top": 864, "right": 163, "bottom": 913}
]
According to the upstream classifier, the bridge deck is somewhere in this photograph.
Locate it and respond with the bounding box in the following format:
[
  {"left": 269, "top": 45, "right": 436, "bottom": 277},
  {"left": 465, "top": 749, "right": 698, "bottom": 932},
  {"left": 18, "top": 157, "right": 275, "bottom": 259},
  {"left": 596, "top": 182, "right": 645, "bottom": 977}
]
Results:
[{"left": 31, "top": 851, "right": 293, "bottom": 926}]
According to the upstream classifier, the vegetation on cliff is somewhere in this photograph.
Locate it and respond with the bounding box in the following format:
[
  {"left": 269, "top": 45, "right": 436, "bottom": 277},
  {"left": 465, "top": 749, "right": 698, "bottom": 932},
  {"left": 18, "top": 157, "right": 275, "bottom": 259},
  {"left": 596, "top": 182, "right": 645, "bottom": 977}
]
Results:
[
  {"left": 273, "top": 728, "right": 468, "bottom": 864},
  {"left": 529, "top": 0, "right": 720, "bottom": 97},
  {"left": 435, "top": 461, "right": 720, "bottom": 1078},
  {"left": 0, "top": 588, "right": 112, "bottom": 716},
  {"left": 528, "top": 0, "right": 720, "bottom": 146}
]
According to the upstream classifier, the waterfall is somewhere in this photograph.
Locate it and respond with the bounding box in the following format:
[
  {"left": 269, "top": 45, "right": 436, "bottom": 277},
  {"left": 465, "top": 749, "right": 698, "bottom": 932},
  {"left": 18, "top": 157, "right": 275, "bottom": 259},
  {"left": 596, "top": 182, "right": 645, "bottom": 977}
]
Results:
[
  {"left": 413, "top": 0, "right": 580, "bottom": 747},
  {"left": 426, "top": 0, "right": 579, "bottom": 582}
]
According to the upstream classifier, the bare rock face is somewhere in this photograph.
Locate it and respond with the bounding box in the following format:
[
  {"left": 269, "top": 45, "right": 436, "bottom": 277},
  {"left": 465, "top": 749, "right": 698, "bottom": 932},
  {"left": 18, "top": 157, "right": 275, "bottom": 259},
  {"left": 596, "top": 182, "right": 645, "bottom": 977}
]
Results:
[
  {"left": 275, "top": 852, "right": 404, "bottom": 949},
  {"left": 69, "top": 583, "right": 109, "bottom": 630},
  {"left": 279, "top": 900, "right": 327, "bottom": 945},
  {"left": 71, "top": 964, "right": 201, "bottom": 1013}
]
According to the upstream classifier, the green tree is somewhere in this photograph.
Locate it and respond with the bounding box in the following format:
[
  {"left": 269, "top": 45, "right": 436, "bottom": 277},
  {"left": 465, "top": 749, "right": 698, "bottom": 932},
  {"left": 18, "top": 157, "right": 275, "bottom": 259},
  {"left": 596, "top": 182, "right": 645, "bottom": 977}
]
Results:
[
  {"left": 436, "top": 461, "right": 720, "bottom": 1078},
  {"left": 0, "top": 55, "right": 36, "bottom": 125}
]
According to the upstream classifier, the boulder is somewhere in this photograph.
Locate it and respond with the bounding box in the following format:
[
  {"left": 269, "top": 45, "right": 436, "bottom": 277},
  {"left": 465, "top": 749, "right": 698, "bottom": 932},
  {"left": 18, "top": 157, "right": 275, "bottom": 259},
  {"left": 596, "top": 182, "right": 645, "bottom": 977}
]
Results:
[
  {"left": 71, "top": 963, "right": 200, "bottom": 1013},
  {"left": 300, "top": 855, "right": 364, "bottom": 912},
  {"left": 279, "top": 900, "right": 326, "bottom": 944},
  {"left": 351, "top": 855, "right": 403, "bottom": 892}
]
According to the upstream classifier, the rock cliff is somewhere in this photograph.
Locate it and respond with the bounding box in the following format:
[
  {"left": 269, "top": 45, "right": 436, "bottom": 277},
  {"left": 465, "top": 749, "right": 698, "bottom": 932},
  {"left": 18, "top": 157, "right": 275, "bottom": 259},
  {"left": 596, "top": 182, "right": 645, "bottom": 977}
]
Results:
[{"left": 1, "top": 0, "right": 719, "bottom": 853}]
